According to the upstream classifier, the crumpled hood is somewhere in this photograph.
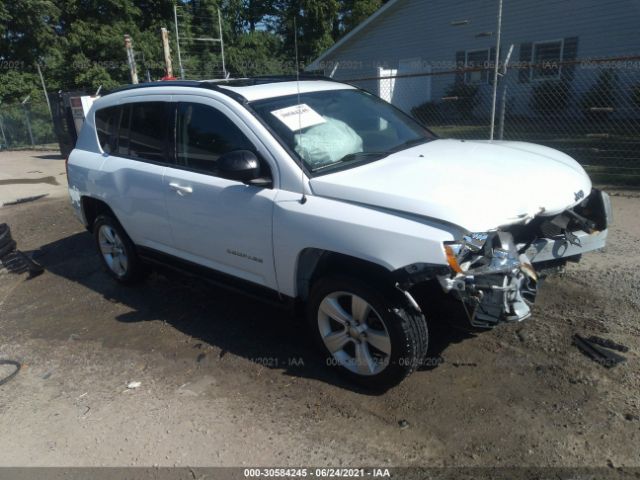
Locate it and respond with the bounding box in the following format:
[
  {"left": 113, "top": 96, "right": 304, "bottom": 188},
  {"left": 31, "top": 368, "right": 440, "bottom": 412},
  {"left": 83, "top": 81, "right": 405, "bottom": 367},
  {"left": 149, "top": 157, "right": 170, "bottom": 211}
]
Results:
[{"left": 309, "top": 139, "right": 592, "bottom": 232}]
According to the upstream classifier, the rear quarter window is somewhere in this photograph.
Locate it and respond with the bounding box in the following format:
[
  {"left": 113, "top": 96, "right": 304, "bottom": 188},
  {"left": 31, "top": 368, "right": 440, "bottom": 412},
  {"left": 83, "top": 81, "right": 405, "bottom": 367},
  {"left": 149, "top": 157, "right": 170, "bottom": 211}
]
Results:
[{"left": 94, "top": 106, "right": 120, "bottom": 153}]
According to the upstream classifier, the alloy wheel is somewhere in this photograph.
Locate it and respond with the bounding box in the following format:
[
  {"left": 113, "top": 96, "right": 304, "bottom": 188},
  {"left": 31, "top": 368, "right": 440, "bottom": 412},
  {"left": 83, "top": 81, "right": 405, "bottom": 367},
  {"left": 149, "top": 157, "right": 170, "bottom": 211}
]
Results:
[
  {"left": 317, "top": 291, "right": 391, "bottom": 376},
  {"left": 98, "top": 225, "right": 129, "bottom": 277}
]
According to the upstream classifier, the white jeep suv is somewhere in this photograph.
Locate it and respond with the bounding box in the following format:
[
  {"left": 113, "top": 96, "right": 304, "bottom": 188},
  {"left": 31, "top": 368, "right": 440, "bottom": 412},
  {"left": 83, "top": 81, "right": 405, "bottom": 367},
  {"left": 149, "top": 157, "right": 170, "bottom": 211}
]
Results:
[{"left": 67, "top": 77, "right": 611, "bottom": 389}]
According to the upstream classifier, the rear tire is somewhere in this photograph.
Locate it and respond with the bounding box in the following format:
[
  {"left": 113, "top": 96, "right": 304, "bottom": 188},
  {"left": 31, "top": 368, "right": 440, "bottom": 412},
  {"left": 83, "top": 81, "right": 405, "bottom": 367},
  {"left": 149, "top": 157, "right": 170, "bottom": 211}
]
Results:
[
  {"left": 0, "top": 223, "right": 12, "bottom": 248},
  {"left": 0, "top": 240, "right": 16, "bottom": 259},
  {"left": 307, "top": 275, "right": 428, "bottom": 390},
  {"left": 93, "top": 214, "right": 147, "bottom": 284}
]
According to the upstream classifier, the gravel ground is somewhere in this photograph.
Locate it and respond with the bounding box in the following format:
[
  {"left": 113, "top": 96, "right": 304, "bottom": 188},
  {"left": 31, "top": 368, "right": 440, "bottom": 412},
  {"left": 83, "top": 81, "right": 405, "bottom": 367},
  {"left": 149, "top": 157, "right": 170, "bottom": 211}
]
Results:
[{"left": 0, "top": 193, "right": 639, "bottom": 468}]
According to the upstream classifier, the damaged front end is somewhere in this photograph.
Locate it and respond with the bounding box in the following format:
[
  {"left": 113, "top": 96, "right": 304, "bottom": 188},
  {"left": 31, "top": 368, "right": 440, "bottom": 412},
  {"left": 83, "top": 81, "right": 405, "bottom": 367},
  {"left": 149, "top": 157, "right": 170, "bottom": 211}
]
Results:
[
  {"left": 439, "top": 231, "right": 538, "bottom": 328},
  {"left": 435, "top": 188, "right": 611, "bottom": 329}
]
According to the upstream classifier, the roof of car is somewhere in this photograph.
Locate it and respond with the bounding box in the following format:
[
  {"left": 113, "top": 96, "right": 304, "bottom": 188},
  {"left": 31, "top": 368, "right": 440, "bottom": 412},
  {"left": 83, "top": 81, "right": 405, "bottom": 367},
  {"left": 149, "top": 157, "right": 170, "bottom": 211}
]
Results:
[{"left": 105, "top": 76, "right": 356, "bottom": 102}]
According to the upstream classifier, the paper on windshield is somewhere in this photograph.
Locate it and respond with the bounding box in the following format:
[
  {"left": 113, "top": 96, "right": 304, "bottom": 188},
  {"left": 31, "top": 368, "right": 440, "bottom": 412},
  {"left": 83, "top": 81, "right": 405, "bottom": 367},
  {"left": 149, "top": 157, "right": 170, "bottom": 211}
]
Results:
[{"left": 271, "top": 104, "right": 326, "bottom": 131}]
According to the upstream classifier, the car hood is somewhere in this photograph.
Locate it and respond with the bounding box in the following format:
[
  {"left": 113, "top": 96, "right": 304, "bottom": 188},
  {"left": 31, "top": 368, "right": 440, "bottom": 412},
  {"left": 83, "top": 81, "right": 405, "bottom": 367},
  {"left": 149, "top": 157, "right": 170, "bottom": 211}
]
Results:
[{"left": 309, "top": 139, "right": 592, "bottom": 232}]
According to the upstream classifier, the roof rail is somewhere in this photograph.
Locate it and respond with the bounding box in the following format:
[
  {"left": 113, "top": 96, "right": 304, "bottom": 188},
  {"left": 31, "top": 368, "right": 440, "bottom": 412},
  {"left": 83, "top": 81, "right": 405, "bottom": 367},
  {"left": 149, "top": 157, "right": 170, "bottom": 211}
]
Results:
[
  {"left": 210, "top": 74, "right": 335, "bottom": 86},
  {"left": 105, "top": 80, "right": 209, "bottom": 96},
  {"left": 103, "top": 75, "right": 340, "bottom": 100}
]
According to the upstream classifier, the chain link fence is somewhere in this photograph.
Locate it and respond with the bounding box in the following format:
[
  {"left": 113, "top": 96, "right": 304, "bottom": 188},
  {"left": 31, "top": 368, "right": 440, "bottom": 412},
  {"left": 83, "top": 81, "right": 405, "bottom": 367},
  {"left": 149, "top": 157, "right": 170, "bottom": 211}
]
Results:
[
  {"left": 341, "top": 56, "right": 640, "bottom": 185},
  {"left": 0, "top": 100, "right": 57, "bottom": 150}
]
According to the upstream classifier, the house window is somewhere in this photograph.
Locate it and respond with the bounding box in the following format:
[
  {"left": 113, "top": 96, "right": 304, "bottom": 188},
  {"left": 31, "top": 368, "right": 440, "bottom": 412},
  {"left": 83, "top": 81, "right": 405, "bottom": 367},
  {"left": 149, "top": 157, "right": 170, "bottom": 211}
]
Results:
[
  {"left": 465, "top": 49, "right": 490, "bottom": 84},
  {"left": 531, "top": 40, "right": 563, "bottom": 80}
]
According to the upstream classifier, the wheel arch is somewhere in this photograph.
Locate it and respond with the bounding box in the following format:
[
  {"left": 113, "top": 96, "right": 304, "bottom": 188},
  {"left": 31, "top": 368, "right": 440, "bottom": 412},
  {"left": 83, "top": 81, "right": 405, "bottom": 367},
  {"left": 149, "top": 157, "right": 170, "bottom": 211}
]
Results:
[
  {"left": 81, "top": 196, "right": 118, "bottom": 233},
  {"left": 295, "top": 248, "right": 398, "bottom": 302}
]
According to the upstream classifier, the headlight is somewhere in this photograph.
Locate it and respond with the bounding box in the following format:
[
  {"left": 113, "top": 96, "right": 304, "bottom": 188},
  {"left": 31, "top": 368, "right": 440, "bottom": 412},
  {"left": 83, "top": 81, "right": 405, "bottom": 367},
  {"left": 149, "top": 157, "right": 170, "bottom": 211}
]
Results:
[
  {"left": 444, "top": 231, "right": 526, "bottom": 276},
  {"left": 443, "top": 243, "right": 464, "bottom": 273},
  {"left": 443, "top": 232, "right": 490, "bottom": 273}
]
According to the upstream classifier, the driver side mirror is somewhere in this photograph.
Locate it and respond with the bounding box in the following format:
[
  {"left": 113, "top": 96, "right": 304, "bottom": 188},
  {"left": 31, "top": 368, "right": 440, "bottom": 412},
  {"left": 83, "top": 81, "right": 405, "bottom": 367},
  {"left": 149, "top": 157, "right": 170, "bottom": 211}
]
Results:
[{"left": 218, "top": 150, "right": 271, "bottom": 187}]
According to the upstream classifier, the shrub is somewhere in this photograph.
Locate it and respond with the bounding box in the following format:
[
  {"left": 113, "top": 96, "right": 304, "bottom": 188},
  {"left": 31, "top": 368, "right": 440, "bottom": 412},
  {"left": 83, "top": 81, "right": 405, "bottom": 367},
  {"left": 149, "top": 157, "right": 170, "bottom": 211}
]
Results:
[
  {"left": 530, "top": 80, "right": 570, "bottom": 116},
  {"left": 443, "top": 83, "right": 479, "bottom": 117},
  {"left": 633, "top": 84, "right": 640, "bottom": 110},
  {"left": 580, "top": 70, "right": 617, "bottom": 122},
  {"left": 411, "top": 101, "right": 442, "bottom": 126}
]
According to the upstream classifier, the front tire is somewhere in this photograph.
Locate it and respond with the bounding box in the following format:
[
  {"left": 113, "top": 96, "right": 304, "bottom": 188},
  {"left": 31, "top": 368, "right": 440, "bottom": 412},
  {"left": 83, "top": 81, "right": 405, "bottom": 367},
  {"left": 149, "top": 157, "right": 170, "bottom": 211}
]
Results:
[
  {"left": 307, "top": 275, "right": 428, "bottom": 390},
  {"left": 93, "top": 214, "right": 146, "bottom": 284}
]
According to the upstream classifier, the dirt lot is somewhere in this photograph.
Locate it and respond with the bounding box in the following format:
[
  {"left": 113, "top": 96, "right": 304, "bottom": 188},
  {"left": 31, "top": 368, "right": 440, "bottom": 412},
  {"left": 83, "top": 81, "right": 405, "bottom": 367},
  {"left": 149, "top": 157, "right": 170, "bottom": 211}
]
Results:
[
  {"left": 0, "top": 150, "right": 68, "bottom": 206},
  {"left": 0, "top": 191, "right": 639, "bottom": 468}
]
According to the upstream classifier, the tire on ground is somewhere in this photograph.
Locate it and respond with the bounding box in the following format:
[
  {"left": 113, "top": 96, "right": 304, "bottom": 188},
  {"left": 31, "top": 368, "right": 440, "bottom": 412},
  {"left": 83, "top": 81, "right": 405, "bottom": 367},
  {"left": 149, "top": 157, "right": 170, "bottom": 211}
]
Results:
[
  {"left": 307, "top": 274, "right": 428, "bottom": 390},
  {"left": 93, "top": 214, "right": 147, "bottom": 284},
  {"left": 0, "top": 239, "right": 17, "bottom": 259},
  {"left": 0, "top": 223, "right": 13, "bottom": 249}
]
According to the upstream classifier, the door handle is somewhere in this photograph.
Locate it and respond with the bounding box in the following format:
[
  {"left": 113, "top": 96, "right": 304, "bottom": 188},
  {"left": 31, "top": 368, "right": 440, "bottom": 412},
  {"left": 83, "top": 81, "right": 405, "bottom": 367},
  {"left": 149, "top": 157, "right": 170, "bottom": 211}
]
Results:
[{"left": 168, "top": 182, "right": 193, "bottom": 196}]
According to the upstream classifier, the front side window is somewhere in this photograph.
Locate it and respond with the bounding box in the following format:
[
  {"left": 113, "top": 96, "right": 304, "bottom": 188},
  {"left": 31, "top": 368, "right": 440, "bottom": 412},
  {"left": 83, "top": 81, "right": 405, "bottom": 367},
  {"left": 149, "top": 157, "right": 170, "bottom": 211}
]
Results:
[
  {"left": 250, "top": 89, "right": 435, "bottom": 174},
  {"left": 128, "top": 102, "right": 169, "bottom": 162},
  {"left": 532, "top": 40, "right": 563, "bottom": 80},
  {"left": 95, "top": 106, "right": 120, "bottom": 153},
  {"left": 176, "top": 102, "right": 254, "bottom": 175}
]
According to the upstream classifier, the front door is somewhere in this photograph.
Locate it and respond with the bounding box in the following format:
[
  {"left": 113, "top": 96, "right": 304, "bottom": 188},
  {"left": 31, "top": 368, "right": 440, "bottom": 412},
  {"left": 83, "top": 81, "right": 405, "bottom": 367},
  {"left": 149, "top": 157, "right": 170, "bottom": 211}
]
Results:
[{"left": 163, "top": 99, "right": 278, "bottom": 289}]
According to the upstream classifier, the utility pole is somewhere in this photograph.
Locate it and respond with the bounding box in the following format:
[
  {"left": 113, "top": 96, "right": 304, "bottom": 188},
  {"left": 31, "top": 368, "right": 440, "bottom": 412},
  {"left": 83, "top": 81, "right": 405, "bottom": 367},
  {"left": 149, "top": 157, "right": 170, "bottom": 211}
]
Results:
[
  {"left": 22, "top": 95, "right": 35, "bottom": 147},
  {"left": 124, "top": 34, "right": 139, "bottom": 84},
  {"left": 489, "top": 0, "right": 503, "bottom": 141},
  {"left": 160, "top": 27, "right": 174, "bottom": 78},
  {"left": 174, "top": 4, "right": 185, "bottom": 79},
  {"left": 35, "top": 61, "right": 53, "bottom": 119}
]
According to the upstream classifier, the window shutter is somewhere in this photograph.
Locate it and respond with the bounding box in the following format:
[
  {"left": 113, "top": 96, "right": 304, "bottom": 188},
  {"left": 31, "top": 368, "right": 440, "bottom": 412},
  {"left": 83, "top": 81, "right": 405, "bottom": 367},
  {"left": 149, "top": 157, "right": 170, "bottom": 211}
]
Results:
[
  {"left": 518, "top": 42, "right": 532, "bottom": 83},
  {"left": 455, "top": 51, "right": 465, "bottom": 84},
  {"left": 561, "top": 37, "right": 579, "bottom": 82}
]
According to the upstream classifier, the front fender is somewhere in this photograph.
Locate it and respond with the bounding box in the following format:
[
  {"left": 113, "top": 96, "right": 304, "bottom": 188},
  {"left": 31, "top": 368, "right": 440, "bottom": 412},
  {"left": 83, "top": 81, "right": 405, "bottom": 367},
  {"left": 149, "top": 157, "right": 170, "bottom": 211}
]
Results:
[{"left": 272, "top": 191, "right": 456, "bottom": 297}]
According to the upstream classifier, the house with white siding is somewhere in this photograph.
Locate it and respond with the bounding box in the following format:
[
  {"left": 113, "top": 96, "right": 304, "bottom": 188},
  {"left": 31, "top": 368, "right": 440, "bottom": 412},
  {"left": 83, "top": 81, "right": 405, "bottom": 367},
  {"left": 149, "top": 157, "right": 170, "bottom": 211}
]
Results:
[{"left": 306, "top": 0, "right": 640, "bottom": 119}]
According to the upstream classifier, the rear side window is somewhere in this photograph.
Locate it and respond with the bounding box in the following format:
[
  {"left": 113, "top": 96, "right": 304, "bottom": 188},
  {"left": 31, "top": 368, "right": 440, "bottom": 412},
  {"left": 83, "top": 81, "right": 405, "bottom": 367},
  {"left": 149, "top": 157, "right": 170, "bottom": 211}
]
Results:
[
  {"left": 176, "top": 102, "right": 253, "bottom": 174},
  {"left": 128, "top": 102, "right": 169, "bottom": 162},
  {"left": 95, "top": 106, "right": 120, "bottom": 153}
]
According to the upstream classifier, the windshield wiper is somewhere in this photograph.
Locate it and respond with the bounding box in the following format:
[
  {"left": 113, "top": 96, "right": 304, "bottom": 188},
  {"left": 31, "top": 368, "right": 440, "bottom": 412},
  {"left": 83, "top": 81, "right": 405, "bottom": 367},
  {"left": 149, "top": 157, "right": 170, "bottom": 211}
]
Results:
[
  {"left": 338, "top": 151, "right": 389, "bottom": 163},
  {"left": 313, "top": 152, "right": 388, "bottom": 172}
]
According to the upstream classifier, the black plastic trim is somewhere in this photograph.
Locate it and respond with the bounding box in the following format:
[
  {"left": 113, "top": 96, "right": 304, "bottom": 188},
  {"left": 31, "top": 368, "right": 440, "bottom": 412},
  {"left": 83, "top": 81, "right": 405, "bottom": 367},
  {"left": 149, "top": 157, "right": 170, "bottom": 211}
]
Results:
[
  {"left": 392, "top": 263, "right": 451, "bottom": 290},
  {"left": 137, "top": 246, "right": 294, "bottom": 309},
  {"left": 103, "top": 77, "right": 334, "bottom": 102}
]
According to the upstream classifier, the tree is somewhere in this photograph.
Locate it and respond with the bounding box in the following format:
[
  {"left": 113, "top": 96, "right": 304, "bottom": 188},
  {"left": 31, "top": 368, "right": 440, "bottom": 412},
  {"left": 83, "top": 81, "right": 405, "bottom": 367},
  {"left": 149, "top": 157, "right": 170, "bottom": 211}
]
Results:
[
  {"left": 340, "top": 0, "right": 383, "bottom": 34},
  {"left": 223, "top": 0, "right": 274, "bottom": 34},
  {"left": 274, "top": 0, "right": 340, "bottom": 66},
  {"left": 0, "top": 0, "right": 60, "bottom": 65},
  {"left": 0, "top": 0, "right": 383, "bottom": 101},
  {"left": 226, "top": 31, "right": 288, "bottom": 76}
]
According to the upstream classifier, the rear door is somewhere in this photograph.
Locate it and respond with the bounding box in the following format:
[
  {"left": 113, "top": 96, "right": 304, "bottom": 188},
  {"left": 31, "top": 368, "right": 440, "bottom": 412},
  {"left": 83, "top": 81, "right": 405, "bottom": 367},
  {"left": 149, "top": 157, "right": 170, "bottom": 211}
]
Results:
[
  {"left": 97, "top": 98, "right": 174, "bottom": 249},
  {"left": 163, "top": 98, "right": 278, "bottom": 289}
]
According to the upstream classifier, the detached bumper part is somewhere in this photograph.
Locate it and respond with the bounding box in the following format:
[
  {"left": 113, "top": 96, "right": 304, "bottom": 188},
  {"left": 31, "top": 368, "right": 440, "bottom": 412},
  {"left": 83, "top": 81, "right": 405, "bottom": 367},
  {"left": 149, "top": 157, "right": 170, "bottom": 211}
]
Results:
[
  {"left": 523, "top": 188, "right": 611, "bottom": 264},
  {"left": 524, "top": 228, "right": 607, "bottom": 263}
]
